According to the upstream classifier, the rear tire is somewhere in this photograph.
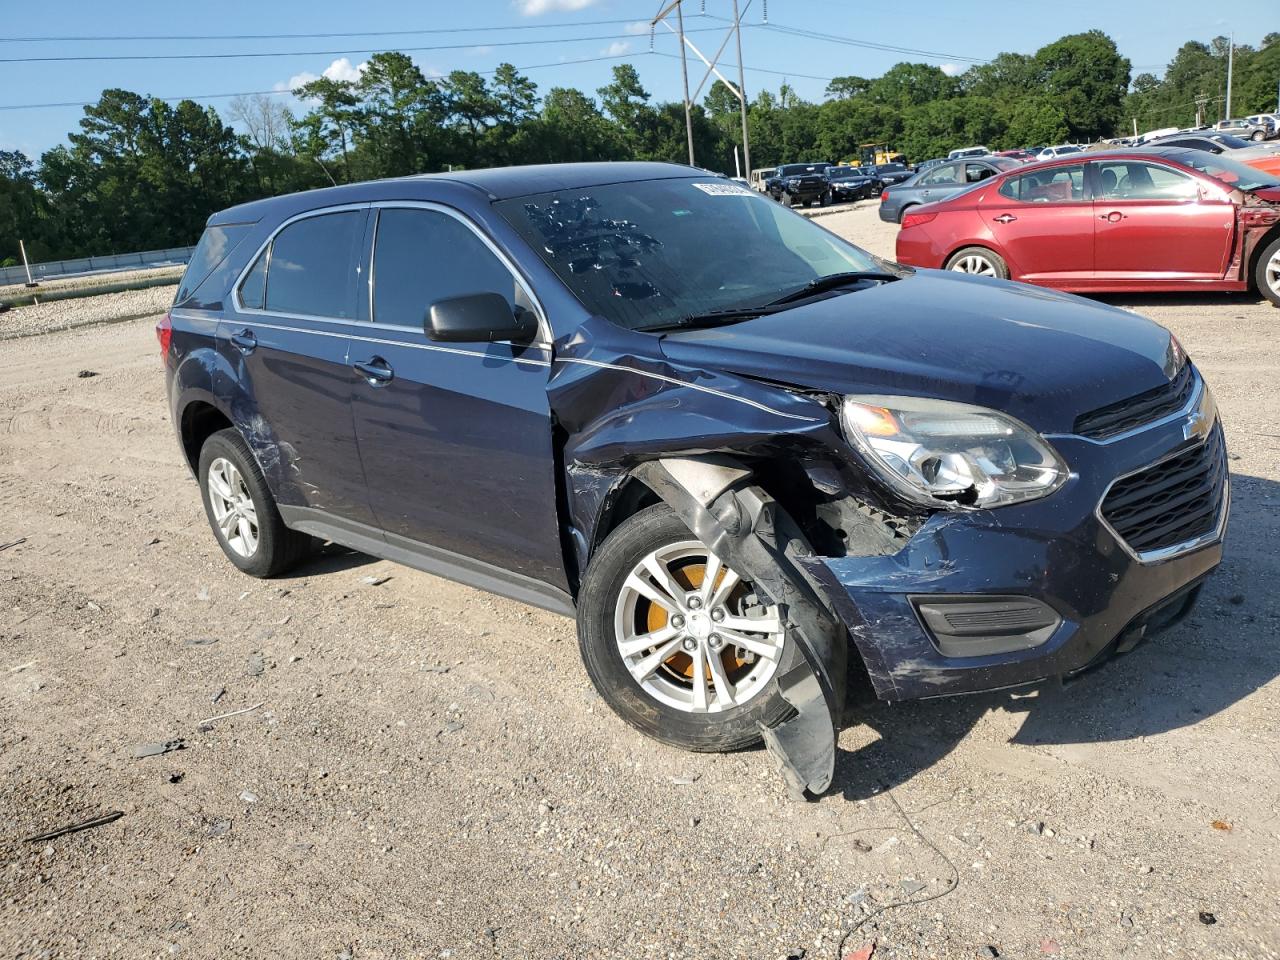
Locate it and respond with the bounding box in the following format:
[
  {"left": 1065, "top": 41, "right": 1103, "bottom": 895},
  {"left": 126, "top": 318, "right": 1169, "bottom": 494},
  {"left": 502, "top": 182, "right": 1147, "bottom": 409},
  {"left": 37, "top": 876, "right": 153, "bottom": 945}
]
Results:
[
  {"left": 1253, "top": 233, "right": 1280, "bottom": 307},
  {"left": 1251, "top": 130, "right": 1265, "bottom": 142},
  {"left": 577, "top": 504, "right": 801, "bottom": 753},
  {"left": 945, "top": 246, "right": 1009, "bottom": 280},
  {"left": 197, "top": 428, "right": 316, "bottom": 578}
]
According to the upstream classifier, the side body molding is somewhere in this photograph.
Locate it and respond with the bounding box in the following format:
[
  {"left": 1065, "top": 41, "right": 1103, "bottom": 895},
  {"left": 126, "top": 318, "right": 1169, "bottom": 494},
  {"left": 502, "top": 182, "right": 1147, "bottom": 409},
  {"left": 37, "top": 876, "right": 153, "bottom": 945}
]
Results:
[{"left": 632, "top": 457, "right": 847, "bottom": 799}]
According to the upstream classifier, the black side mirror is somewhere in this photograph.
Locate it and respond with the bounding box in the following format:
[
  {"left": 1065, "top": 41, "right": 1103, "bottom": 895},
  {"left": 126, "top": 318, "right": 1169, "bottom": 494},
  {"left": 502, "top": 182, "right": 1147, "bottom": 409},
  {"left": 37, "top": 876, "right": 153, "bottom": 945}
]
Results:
[{"left": 426, "top": 292, "right": 538, "bottom": 343}]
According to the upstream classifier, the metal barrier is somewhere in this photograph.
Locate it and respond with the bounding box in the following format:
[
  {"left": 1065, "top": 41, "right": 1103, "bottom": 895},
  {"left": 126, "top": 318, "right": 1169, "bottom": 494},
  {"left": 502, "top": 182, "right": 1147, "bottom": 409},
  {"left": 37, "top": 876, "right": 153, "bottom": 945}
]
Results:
[{"left": 1, "top": 245, "right": 196, "bottom": 286}]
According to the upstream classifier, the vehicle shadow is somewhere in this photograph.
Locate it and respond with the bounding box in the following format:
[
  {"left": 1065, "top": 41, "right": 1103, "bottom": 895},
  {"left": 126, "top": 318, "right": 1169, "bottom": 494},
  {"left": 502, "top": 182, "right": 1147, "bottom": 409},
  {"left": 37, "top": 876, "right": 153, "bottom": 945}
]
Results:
[
  {"left": 828, "top": 469, "right": 1280, "bottom": 802},
  {"left": 279, "top": 542, "right": 380, "bottom": 579},
  {"left": 1091, "top": 290, "right": 1267, "bottom": 310}
]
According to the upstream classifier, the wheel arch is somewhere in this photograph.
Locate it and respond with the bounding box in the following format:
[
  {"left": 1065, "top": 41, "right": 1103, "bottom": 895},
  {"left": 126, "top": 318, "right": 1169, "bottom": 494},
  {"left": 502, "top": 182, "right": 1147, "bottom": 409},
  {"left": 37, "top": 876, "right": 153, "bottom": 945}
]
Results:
[
  {"left": 178, "top": 399, "right": 235, "bottom": 475},
  {"left": 1245, "top": 222, "right": 1280, "bottom": 293}
]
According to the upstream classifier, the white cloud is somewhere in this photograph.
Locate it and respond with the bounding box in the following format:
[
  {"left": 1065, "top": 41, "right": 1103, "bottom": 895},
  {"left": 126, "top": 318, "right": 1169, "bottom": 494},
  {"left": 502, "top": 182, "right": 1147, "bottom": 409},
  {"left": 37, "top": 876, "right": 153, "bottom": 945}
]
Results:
[
  {"left": 940, "top": 63, "right": 962, "bottom": 77},
  {"left": 280, "top": 57, "right": 368, "bottom": 97},
  {"left": 515, "top": 0, "right": 599, "bottom": 15},
  {"left": 624, "top": 21, "right": 651, "bottom": 35},
  {"left": 601, "top": 40, "right": 631, "bottom": 57},
  {"left": 469, "top": 45, "right": 495, "bottom": 56}
]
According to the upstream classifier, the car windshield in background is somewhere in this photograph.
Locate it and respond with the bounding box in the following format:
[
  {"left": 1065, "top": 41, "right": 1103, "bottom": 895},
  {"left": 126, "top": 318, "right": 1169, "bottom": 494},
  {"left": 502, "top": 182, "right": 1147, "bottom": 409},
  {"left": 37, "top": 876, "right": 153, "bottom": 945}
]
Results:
[
  {"left": 778, "top": 164, "right": 825, "bottom": 176},
  {"left": 826, "top": 168, "right": 866, "bottom": 180},
  {"left": 879, "top": 163, "right": 908, "bottom": 172},
  {"left": 1164, "top": 150, "right": 1280, "bottom": 192},
  {"left": 496, "top": 179, "right": 883, "bottom": 332}
]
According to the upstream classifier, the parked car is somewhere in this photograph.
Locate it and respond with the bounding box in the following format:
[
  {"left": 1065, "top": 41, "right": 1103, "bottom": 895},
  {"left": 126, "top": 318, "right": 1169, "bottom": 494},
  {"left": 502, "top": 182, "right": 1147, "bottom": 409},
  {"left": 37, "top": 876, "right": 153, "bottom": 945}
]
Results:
[
  {"left": 947, "top": 146, "right": 989, "bottom": 160},
  {"left": 1215, "top": 118, "right": 1272, "bottom": 142},
  {"left": 879, "top": 155, "right": 1022, "bottom": 223},
  {"left": 867, "top": 162, "right": 915, "bottom": 188},
  {"left": 1145, "top": 132, "right": 1280, "bottom": 179},
  {"left": 994, "top": 149, "right": 1038, "bottom": 163},
  {"left": 1244, "top": 114, "right": 1280, "bottom": 139},
  {"left": 765, "top": 162, "right": 832, "bottom": 207},
  {"left": 749, "top": 166, "right": 776, "bottom": 192},
  {"left": 161, "top": 161, "right": 1229, "bottom": 797},
  {"left": 914, "top": 157, "right": 947, "bottom": 174},
  {"left": 1037, "top": 144, "right": 1084, "bottom": 160},
  {"left": 895, "top": 147, "right": 1280, "bottom": 305},
  {"left": 824, "top": 165, "right": 879, "bottom": 202}
]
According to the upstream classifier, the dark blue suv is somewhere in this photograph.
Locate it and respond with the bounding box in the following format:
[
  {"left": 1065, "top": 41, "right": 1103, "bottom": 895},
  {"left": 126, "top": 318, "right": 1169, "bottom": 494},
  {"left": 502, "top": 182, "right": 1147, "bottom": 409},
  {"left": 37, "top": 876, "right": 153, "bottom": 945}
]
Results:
[{"left": 162, "top": 162, "right": 1227, "bottom": 797}]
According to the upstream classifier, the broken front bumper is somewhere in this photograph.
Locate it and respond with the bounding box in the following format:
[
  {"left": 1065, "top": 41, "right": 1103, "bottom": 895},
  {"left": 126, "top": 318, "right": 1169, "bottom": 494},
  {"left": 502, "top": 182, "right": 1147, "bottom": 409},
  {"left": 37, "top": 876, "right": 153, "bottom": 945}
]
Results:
[{"left": 803, "top": 417, "right": 1228, "bottom": 702}]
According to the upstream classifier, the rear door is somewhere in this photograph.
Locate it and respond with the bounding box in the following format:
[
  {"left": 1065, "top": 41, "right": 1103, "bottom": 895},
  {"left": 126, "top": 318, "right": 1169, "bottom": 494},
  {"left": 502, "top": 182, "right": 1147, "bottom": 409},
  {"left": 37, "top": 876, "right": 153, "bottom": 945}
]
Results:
[
  {"left": 349, "top": 203, "right": 567, "bottom": 591},
  {"left": 223, "top": 206, "right": 375, "bottom": 526},
  {"left": 977, "top": 163, "right": 1095, "bottom": 281},
  {"left": 1089, "top": 159, "right": 1234, "bottom": 279}
]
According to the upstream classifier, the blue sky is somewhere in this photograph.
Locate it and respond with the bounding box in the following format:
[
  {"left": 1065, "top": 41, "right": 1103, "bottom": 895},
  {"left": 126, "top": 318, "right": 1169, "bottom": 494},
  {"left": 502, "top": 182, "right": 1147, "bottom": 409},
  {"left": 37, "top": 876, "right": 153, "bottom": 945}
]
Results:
[{"left": 0, "top": 0, "right": 1272, "bottom": 157}]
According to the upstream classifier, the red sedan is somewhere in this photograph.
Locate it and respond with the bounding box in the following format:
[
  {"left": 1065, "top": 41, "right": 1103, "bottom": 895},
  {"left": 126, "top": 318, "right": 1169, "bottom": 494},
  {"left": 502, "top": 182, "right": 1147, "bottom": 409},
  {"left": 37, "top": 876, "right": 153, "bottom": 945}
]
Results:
[{"left": 895, "top": 146, "right": 1280, "bottom": 306}]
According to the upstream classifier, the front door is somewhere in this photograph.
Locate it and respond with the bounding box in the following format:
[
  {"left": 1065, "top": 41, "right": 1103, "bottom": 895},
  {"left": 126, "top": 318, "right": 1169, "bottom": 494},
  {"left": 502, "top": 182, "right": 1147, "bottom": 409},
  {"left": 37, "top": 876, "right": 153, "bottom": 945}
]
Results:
[
  {"left": 1090, "top": 159, "right": 1234, "bottom": 279},
  {"left": 221, "top": 207, "right": 375, "bottom": 527},
  {"left": 349, "top": 204, "right": 567, "bottom": 591},
  {"left": 978, "top": 163, "right": 1094, "bottom": 281}
]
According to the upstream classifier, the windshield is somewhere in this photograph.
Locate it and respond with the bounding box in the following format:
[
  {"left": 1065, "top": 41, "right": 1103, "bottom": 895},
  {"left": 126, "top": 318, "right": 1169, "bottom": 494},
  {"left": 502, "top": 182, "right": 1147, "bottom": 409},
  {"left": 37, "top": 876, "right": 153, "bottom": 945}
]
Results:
[
  {"left": 496, "top": 178, "right": 884, "bottom": 331},
  {"left": 1053, "top": 146, "right": 1083, "bottom": 155},
  {"left": 778, "top": 164, "right": 825, "bottom": 176},
  {"left": 879, "top": 163, "right": 908, "bottom": 172},
  {"left": 1164, "top": 149, "right": 1280, "bottom": 192},
  {"left": 826, "top": 168, "right": 865, "bottom": 180},
  {"left": 1210, "top": 133, "right": 1253, "bottom": 149}
]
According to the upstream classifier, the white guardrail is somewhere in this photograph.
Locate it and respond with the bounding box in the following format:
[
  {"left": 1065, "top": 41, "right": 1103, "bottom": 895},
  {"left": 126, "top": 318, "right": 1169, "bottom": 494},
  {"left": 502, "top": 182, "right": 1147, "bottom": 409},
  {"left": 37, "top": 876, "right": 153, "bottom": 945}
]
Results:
[{"left": 1, "top": 246, "right": 196, "bottom": 286}]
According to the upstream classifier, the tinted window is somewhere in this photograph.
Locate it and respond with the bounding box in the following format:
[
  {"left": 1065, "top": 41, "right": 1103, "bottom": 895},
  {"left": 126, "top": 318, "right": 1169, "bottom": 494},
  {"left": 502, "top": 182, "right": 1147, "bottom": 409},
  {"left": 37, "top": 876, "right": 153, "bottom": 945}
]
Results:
[
  {"left": 964, "top": 162, "right": 997, "bottom": 184},
  {"left": 1094, "top": 161, "right": 1198, "bottom": 200},
  {"left": 177, "top": 224, "right": 252, "bottom": 303},
  {"left": 239, "top": 248, "right": 268, "bottom": 309},
  {"left": 999, "top": 165, "right": 1087, "bottom": 202},
  {"left": 265, "top": 211, "right": 363, "bottom": 319},
  {"left": 372, "top": 208, "right": 518, "bottom": 326}
]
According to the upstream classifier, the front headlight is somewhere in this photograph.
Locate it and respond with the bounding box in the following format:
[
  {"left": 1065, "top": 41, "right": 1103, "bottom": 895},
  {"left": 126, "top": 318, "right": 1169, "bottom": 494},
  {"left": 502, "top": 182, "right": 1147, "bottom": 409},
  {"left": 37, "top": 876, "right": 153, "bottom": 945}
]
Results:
[{"left": 841, "top": 395, "right": 1068, "bottom": 508}]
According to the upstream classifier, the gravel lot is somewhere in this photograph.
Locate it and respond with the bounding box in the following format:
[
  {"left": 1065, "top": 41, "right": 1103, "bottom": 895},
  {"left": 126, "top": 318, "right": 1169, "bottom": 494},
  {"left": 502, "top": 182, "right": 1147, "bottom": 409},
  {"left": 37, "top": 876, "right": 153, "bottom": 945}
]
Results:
[
  {"left": 1, "top": 268, "right": 181, "bottom": 341},
  {"left": 1, "top": 205, "right": 1277, "bottom": 960}
]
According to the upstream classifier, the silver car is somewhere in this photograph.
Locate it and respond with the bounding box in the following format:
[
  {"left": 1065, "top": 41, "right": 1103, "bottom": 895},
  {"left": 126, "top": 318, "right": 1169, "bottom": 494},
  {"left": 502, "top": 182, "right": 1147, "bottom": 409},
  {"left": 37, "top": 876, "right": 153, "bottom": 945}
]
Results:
[{"left": 878, "top": 156, "right": 1021, "bottom": 224}]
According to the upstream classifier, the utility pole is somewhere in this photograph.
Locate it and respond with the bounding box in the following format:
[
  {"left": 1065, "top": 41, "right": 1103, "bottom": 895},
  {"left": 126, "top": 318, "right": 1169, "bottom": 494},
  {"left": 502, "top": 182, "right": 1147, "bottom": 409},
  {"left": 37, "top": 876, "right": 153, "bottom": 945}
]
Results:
[
  {"left": 19, "top": 239, "right": 36, "bottom": 288},
  {"left": 732, "top": 0, "right": 751, "bottom": 178},
  {"left": 652, "top": 0, "right": 755, "bottom": 173},
  {"left": 676, "top": 1, "right": 695, "bottom": 166},
  {"left": 1225, "top": 33, "right": 1234, "bottom": 120},
  {"left": 1195, "top": 93, "right": 1210, "bottom": 128}
]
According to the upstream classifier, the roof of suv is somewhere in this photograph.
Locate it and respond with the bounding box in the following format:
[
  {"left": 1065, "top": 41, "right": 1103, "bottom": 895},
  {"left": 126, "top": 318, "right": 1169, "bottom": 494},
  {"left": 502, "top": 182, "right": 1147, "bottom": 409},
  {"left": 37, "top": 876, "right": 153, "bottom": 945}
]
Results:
[{"left": 209, "top": 161, "right": 703, "bottom": 224}]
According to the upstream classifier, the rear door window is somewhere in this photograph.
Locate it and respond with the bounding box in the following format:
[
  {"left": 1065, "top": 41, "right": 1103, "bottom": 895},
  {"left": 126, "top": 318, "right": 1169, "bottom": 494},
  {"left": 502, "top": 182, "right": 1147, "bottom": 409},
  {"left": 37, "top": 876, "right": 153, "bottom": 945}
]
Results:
[
  {"left": 999, "top": 166, "right": 1087, "bottom": 202},
  {"left": 921, "top": 163, "right": 960, "bottom": 185},
  {"left": 264, "top": 211, "right": 364, "bottom": 319},
  {"left": 964, "top": 162, "right": 997, "bottom": 184}
]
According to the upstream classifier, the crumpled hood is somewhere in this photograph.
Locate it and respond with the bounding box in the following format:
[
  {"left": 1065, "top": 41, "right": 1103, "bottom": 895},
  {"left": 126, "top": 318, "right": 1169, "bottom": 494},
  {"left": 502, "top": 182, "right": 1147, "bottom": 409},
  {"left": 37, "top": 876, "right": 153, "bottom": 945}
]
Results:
[{"left": 657, "top": 270, "right": 1180, "bottom": 434}]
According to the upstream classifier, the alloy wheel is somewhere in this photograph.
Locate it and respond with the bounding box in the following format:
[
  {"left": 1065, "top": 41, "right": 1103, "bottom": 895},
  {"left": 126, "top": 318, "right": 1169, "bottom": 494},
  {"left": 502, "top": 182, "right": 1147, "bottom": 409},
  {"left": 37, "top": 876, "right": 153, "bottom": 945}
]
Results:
[
  {"left": 1266, "top": 248, "right": 1280, "bottom": 299},
  {"left": 613, "top": 541, "right": 785, "bottom": 714},
  {"left": 951, "top": 254, "right": 998, "bottom": 277},
  {"left": 206, "top": 457, "right": 259, "bottom": 558}
]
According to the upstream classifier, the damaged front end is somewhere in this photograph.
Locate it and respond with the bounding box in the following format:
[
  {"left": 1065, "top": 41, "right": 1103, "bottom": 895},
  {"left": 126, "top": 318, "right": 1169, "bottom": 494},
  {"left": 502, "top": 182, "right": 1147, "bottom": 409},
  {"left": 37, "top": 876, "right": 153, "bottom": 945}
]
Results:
[{"left": 550, "top": 318, "right": 917, "bottom": 799}]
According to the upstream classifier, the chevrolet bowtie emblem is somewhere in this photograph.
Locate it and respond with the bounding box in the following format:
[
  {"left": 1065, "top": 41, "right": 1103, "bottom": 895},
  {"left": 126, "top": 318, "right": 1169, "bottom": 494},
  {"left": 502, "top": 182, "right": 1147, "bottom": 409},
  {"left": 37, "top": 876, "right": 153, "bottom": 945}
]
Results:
[{"left": 1183, "top": 392, "right": 1215, "bottom": 443}]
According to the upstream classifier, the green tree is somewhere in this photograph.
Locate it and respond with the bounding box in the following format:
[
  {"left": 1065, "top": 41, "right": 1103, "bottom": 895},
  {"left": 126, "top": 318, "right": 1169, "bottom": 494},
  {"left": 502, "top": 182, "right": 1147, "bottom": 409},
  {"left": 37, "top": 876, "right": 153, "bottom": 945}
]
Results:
[{"left": 1035, "top": 31, "right": 1130, "bottom": 139}]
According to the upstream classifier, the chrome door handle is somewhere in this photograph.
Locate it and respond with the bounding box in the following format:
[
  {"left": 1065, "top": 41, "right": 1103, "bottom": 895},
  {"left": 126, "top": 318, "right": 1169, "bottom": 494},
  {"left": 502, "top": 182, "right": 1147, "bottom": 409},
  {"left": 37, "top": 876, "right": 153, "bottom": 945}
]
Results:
[
  {"left": 993, "top": 214, "right": 1017, "bottom": 223},
  {"left": 353, "top": 356, "right": 394, "bottom": 386},
  {"left": 229, "top": 329, "right": 257, "bottom": 354}
]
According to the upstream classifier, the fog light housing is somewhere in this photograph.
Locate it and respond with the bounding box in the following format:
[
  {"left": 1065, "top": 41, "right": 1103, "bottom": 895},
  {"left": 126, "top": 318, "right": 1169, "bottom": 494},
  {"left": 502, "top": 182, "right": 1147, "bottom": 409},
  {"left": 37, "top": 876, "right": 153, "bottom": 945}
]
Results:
[{"left": 912, "top": 595, "right": 1062, "bottom": 658}]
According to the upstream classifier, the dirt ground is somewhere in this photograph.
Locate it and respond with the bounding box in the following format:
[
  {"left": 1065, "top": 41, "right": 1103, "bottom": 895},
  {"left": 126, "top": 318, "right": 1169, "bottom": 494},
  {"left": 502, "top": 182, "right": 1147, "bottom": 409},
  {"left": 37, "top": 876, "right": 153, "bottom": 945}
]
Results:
[{"left": 1, "top": 205, "right": 1277, "bottom": 960}]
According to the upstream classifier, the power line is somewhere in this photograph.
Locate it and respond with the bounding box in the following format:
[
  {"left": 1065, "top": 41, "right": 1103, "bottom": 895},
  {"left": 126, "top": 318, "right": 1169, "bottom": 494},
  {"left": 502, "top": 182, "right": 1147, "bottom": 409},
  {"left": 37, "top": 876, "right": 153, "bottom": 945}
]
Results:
[
  {"left": 0, "top": 26, "right": 730, "bottom": 64},
  {"left": 0, "top": 16, "right": 676, "bottom": 43},
  {"left": 748, "top": 20, "right": 989, "bottom": 64},
  {"left": 651, "top": 50, "right": 833, "bottom": 83},
  {"left": 0, "top": 52, "right": 643, "bottom": 111}
]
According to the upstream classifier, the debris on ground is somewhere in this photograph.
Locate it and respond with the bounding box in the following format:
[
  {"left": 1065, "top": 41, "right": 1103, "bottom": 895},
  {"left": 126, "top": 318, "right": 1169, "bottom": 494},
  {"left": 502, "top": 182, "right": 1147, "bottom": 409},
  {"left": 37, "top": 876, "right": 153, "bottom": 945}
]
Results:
[
  {"left": 1199, "top": 912, "right": 1218, "bottom": 925},
  {"left": 240, "top": 790, "right": 259, "bottom": 804},
  {"left": 23, "top": 811, "right": 124, "bottom": 843},
  {"left": 198, "top": 702, "right": 264, "bottom": 726},
  {"left": 843, "top": 943, "right": 875, "bottom": 960},
  {"left": 1211, "top": 820, "right": 1233, "bottom": 831},
  {"left": 76, "top": 369, "right": 98, "bottom": 378},
  {"left": 360, "top": 574, "right": 392, "bottom": 586},
  {"left": 184, "top": 636, "right": 219, "bottom": 647},
  {"left": 668, "top": 774, "right": 699, "bottom": 785},
  {"left": 245, "top": 652, "right": 266, "bottom": 676},
  {"left": 132, "top": 739, "right": 185, "bottom": 759},
  {"left": 0, "top": 536, "right": 27, "bottom": 551}
]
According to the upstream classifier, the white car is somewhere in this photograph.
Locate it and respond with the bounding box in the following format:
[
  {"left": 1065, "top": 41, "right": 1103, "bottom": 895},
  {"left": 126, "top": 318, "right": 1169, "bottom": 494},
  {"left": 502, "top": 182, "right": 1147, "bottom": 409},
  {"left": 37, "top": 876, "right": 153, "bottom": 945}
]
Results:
[
  {"left": 946, "top": 146, "right": 989, "bottom": 160},
  {"left": 1037, "top": 144, "right": 1084, "bottom": 160}
]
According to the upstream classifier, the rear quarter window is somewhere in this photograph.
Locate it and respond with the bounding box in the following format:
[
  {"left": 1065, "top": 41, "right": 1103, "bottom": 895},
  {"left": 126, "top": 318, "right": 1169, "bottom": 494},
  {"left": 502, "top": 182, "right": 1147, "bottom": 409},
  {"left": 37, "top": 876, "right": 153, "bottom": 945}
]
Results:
[{"left": 176, "top": 224, "right": 253, "bottom": 304}]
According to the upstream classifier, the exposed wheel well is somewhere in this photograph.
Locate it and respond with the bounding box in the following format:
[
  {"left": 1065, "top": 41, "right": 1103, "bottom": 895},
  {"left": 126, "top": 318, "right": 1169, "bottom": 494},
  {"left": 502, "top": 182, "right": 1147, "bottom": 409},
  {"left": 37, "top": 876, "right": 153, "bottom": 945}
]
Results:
[
  {"left": 591, "top": 476, "right": 661, "bottom": 554},
  {"left": 1246, "top": 224, "right": 1280, "bottom": 290},
  {"left": 179, "top": 402, "right": 234, "bottom": 474}
]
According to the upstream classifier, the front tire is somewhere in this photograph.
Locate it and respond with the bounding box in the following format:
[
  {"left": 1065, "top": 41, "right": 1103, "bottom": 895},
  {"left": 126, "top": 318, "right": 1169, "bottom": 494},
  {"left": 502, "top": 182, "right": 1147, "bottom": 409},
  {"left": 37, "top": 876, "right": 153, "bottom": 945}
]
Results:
[
  {"left": 577, "top": 504, "right": 800, "bottom": 753},
  {"left": 197, "top": 428, "right": 316, "bottom": 577},
  {"left": 1254, "top": 233, "right": 1280, "bottom": 307},
  {"left": 1251, "top": 130, "right": 1265, "bottom": 142},
  {"left": 945, "top": 245, "right": 1010, "bottom": 280}
]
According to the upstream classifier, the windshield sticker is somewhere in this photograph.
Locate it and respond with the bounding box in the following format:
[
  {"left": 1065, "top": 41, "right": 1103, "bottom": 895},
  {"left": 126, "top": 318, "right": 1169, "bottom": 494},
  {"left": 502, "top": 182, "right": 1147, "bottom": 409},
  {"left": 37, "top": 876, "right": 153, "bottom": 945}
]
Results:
[{"left": 691, "top": 181, "right": 756, "bottom": 197}]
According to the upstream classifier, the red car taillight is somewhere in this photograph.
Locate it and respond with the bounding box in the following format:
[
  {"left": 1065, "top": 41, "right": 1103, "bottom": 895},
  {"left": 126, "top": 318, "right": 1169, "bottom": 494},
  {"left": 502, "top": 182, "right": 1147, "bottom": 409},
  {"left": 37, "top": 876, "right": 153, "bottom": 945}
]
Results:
[
  {"left": 880, "top": 189, "right": 890, "bottom": 203},
  {"left": 901, "top": 211, "right": 937, "bottom": 229},
  {"left": 156, "top": 312, "right": 173, "bottom": 357}
]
